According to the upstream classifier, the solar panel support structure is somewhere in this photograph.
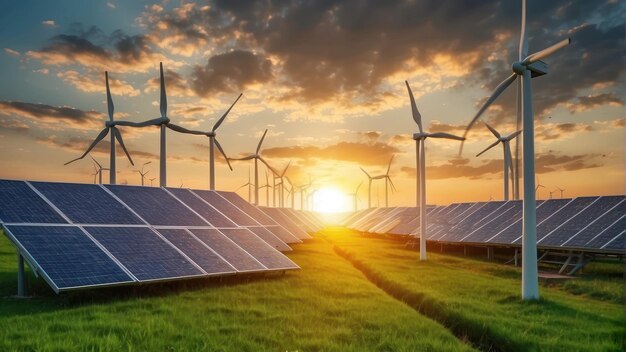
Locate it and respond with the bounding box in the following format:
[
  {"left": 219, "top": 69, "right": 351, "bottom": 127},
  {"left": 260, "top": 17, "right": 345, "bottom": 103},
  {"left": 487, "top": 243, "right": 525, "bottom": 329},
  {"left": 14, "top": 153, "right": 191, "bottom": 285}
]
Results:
[{"left": 17, "top": 254, "right": 26, "bottom": 297}]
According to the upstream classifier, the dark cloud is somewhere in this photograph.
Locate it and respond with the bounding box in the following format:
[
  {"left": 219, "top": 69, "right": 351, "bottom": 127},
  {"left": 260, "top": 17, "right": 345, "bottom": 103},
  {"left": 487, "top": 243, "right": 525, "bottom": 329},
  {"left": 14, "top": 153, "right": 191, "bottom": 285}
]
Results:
[
  {"left": 0, "top": 101, "right": 102, "bottom": 129},
  {"left": 262, "top": 141, "right": 400, "bottom": 166},
  {"left": 192, "top": 50, "right": 272, "bottom": 97},
  {"left": 566, "top": 93, "right": 623, "bottom": 113}
]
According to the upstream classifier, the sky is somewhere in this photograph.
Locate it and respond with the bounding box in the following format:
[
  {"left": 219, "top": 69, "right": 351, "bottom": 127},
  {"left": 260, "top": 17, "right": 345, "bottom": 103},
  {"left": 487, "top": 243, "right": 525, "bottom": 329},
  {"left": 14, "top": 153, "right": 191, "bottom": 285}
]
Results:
[{"left": 0, "top": 0, "right": 623, "bottom": 209}]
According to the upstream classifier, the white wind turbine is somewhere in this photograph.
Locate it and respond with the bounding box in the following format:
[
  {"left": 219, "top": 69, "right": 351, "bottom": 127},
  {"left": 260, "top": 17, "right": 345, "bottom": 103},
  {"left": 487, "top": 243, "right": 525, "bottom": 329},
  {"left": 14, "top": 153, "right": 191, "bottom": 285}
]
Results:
[
  {"left": 349, "top": 182, "right": 362, "bottom": 212},
  {"left": 235, "top": 167, "right": 254, "bottom": 202},
  {"left": 91, "top": 165, "right": 99, "bottom": 184},
  {"left": 359, "top": 168, "right": 375, "bottom": 209},
  {"left": 370, "top": 156, "right": 396, "bottom": 207},
  {"left": 135, "top": 161, "right": 151, "bottom": 186},
  {"left": 555, "top": 185, "right": 565, "bottom": 198},
  {"left": 274, "top": 161, "right": 291, "bottom": 207},
  {"left": 476, "top": 123, "right": 522, "bottom": 200},
  {"left": 65, "top": 72, "right": 134, "bottom": 182},
  {"left": 405, "top": 81, "right": 465, "bottom": 261},
  {"left": 90, "top": 155, "right": 109, "bottom": 184},
  {"left": 229, "top": 131, "right": 271, "bottom": 205},
  {"left": 149, "top": 177, "right": 156, "bottom": 187},
  {"left": 259, "top": 169, "right": 271, "bottom": 207},
  {"left": 460, "top": 0, "right": 571, "bottom": 299}
]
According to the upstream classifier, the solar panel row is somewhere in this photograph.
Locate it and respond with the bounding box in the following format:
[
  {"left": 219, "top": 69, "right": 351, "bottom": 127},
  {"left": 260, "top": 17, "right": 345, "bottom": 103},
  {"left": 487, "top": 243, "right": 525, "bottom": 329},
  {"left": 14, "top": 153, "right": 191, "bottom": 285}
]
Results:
[
  {"left": 344, "top": 196, "right": 625, "bottom": 253},
  {"left": 0, "top": 180, "right": 315, "bottom": 293}
]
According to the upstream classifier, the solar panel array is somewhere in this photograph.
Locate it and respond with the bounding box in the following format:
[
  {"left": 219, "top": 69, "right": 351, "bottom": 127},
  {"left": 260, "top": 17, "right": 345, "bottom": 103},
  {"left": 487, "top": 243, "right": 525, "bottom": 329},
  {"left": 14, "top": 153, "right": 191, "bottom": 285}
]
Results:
[
  {"left": 0, "top": 179, "right": 319, "bottom": 293},
  {"left": 343, "top": 196, "right": 625, "bottom": 253}
]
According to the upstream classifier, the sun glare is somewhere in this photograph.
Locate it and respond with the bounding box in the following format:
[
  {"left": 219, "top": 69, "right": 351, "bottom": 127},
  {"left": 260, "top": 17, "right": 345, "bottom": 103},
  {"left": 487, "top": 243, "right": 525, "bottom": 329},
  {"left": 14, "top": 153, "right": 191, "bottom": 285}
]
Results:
[{"left": 312, "top": 187, "right": 350, "bottom": 213}]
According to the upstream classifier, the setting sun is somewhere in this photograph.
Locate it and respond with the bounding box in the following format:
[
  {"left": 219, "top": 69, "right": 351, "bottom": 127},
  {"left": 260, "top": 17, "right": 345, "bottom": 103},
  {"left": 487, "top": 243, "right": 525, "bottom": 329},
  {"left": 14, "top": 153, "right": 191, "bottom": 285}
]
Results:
[{"left": 312, "top": 187, "right": 350, "bottom": 213}]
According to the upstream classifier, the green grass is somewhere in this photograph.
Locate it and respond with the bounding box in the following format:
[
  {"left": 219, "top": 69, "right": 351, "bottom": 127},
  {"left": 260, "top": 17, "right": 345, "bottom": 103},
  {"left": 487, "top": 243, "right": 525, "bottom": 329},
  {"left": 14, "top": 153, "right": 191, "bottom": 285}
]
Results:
[
  {"left": 0, "top": 233, "right": 473, "bottom": 352},
  {"left": 325, "top": 228, "right": 625, "bottom": 352},
  {"left": 555, "top": 260, "right": 625, "bottom": 303}
]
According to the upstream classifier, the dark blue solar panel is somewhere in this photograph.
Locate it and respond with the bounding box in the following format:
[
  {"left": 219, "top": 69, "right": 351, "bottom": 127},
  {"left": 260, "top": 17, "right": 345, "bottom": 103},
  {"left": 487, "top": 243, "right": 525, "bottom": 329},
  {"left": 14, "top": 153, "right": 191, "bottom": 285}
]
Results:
[
  {"left": 190, "top": 228, "right": 266, "bottom": 272},
  {"left": 440, "top": 202, "right": 505, "bottom": 242},
  {"left": 191, "top": 190, "right": 258, "bottom": 226},
  {"left": 32, "top": 182, "right": 143, "bottom": 225},
  {"left": 218, "top": 191, "right": 278, "bottom": 226},
  {"left": 0, "top": 180, "right": 66, "bottom": 224},
  {"left": 165, "top": 188, "right": 237, "bottom": 228},
  {"left": 247, "top": 226, "right": 292, "bottom": 252},
  {"left": 85, "top": 226, "right": 204, "bottom": 281},
  {"left": 5, "top": 225, "right": 132, "bottom": 290},
  {"left": 104, "top": 185, "right": 207, "bottom": 226},
  {"left": 601, "top": 231, "right": 624, "bottom": 251},
  {"left": 264, "top": 225, "right": 302, "bottom": 244},
  {"left": 488, "top": 199, "right": 565, "bottom": 245},
  {"left": 156, "top": 229, "right": 236, "bottom": 274},
  {"left": 564, "top": 200, "right": 626, "bottom": 248},
  {"left": 462, "top": 201, "right": 521, "bottom": 243},
  {"left": 583, "top": 215, "right": 625, "bottom": 250},
  {"left": 525, "top": 197, "right": 600, "bottom": 244},
  {"left": 540, "top": 196, "right": 624, "bottom": 247},
  {"left": 219, "top": 228, "right": 299, "bottom": 270}
]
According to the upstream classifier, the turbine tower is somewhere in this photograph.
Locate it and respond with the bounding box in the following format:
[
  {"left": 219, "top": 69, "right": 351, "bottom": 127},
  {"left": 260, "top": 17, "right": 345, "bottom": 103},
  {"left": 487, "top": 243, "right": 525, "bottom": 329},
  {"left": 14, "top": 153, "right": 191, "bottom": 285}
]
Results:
[
  {"left": 405, "top": 81, "right": 465, "bottom": 261},
  {"left": 90, "top": 155, "right": 109, "bottom": 184},
  {"left": 135, "top": 161, "right": 151, "bottom": 186},
  {"left": 460, "top": 0, "right": 571, "bottom": 300},
  {"left": 235, "top": 167, "right": 254, "bottom": 202},
  {"left": 275, "top": 161, "right": 291, "bottom": 207},
  {"left": 65, "top": 72, "right": 134, "bottom": 182},
  {"left": 555, "top": 186, "right": 565, "bottom": 198},
  {"left": 476, "top": 123, "right": 522, "bottom": 200},
  {"left": 369, "top": 156, "right": 396, "bottom": 207},
  {"left": 349, "top": 182, "right": 362, "bottom": 212},
  {"left": 359, "top": 168, "right": 374, "bottom": 208},
  {"left": 259, "top": 170, "right": 271, "bottom": 206},
  {"left": 229, "top": 130, "right": 272, "bottom": 205}
]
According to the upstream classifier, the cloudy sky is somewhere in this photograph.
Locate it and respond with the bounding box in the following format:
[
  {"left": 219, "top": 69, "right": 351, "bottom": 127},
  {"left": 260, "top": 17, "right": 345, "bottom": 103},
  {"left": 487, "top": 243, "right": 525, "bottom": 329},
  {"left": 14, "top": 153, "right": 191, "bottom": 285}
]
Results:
[{"left": 0, "top": 0, "right": 623, "bottom": 207}]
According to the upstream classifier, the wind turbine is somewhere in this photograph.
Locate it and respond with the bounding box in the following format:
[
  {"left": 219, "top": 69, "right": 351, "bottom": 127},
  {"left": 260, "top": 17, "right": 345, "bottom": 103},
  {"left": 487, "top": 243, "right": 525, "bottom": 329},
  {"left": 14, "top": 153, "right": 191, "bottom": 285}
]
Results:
[
  {"left": 285, "top": 176, "right": 296, "bottom": 208},
  {"left": 64, "top": 71, "right": 134, "bottom": 183},
  {"left": 135, "top": 161, "right": 151, "bottom": 186},
  {"left": 349, "top": 182, "right": 363, "bottom": 212},
  {"left": 149, "top": 177, "right": 156, "bottom": 187},
  {"left": 90, "top": 155, "right": 109, "bottom": 184},
  {"left": 235, "top": 167, "right": 254, "bottom": 202},
  {"left": 229, "top": 129, "right": 272, "bottom": 205},
  {"left": 91, "top": 165, "right": 99, "bottom": 184},
  {"left": 360, "top": 168, "right": 375, "bottom": 208},
  {"left": 460, "top": 0, "right": 571, "bottom": 299},
  {"left": 275, "top": 161, "right": 291, "bottom": 207},
  {"left": 405, "top": 81, "right": 465, "bottom": 261},
  {"left": 370, "top": 156, "right": 396, "bottom": 207},
  {"left": 476, "top": 123, "right": 522, "bottom": 200},
  {"left": 259, "top": 169, "right": 271, "bottom": 206},
  {"left": 535, "top": 179, "right": 545, "bottom": 198},
  {"left": 555, "top": 186, "right": 565, "bottom": 198}
]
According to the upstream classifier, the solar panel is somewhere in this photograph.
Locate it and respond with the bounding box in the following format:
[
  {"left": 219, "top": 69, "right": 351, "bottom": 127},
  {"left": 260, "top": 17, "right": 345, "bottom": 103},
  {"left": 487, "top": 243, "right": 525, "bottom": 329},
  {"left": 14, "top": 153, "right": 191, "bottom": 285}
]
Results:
[
  {"left": 31, "top": 182, "right": 144, "bottom": 225},
  {"left": 487, "top": 199, "right": 563, "bottom": 244},
  {"left": 3, "top": 225, "right": 133, "bottom": 291},
  {"left": 599, "top": 229, "right": 624, "bottom": 251},
  {"left": 563, "top": 200, "right": 626, "bottom": 248},
  {"left": 263, "top": 225, "right": 302, "bottom": 244},
  {"left": 155, "top": 228, "right": 237, "bottom": 275},
  {"left": 290, "top": 209, "right": 323, "bottom": 232},
  {"left": 261, "top": 208, "right": 311, "bottom": 240},
  {"left": 438, "top": 202, "right": 506, "bottom": 242},
  {"left": 191, "top": 190, "right": 258, "bottom": 226},
  {"left": 461, "top": 201, "right": 520, "bottom": 243},
  {"left": 189, "top": 228, "right": 267, "bottom": 272},
  {"left": 584, "top": 218, "right": 625, "bottom": 250},
  {"left": 85, "top": 226, "right": 205, "bottom": 281},
  {"left": 0, "top": 180, "right": 66, "bottom": 224},
  {"left": 217, "top": 191, "right": 278, "bottom": 226},
  {"left": 278, "top": 208, "right": 317, "bottom": 233},
  {"left": 537, "top": 196, "right": 622, "bottom": 247},
  {"left": 104, "top": 185, "right": 208, "bottom": 226},
  {"left": 219, "top": 228, "right": 299, "bottom": 270},
  {"left": 247, "top": 226, "right": 292, "bottom": 252},
  {"left": 164, "top": 188, "right": 238, "bottom": 228}
]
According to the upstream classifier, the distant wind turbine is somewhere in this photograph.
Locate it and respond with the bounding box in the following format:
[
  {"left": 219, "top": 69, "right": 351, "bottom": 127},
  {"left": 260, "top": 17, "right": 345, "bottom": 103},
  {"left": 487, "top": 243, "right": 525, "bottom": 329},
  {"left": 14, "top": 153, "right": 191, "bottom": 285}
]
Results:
[
  {"left": 349, "top": 182, "right": 362, "bottom": 212},
  {"left": 370, "top": 156, "right": 396, "bottom": 207},
  {"left": 555, "top": 186, "right": 565, "bottom": 198},
  {"left": 149, "top": 177, "right": 156, "bottom": 187},
  {"left": 259, "top": 169, "right": 271, "bottom": 207},
  {"left": 460, "top": 0, "right": 571, "bottom": 300},
  {"left": 476, "top": 123, "right": 522, "bottom": 200},
  {"left": 90, "top": 155, "right": 109, "bottom": 184},
  {"left": 405, "top": 80, "right": 465, "bottom": 261},
  {"left": 359, "top": 167, "right": 375, "bottom": 209},
  {"left": 135, "top": 161, "right": 151, "bottom": 186},
  {"left": 235, "top": 167, "right": 254, "bottom": 202},
  {"left": 229, "top": 129, "right": 272, "bottom": 205},
  {"left": 275, "top": 161, "right": 291, "bottom": 207},
  {"left": 65, "top": 71, "right": 134, "bottom": 183}
]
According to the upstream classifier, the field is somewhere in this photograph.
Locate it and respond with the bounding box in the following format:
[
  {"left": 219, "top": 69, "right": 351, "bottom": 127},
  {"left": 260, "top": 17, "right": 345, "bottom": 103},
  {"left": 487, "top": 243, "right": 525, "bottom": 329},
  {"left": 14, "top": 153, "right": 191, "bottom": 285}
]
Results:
[{"left": 0, "top": 228, "right": 624, "bottom": 351}]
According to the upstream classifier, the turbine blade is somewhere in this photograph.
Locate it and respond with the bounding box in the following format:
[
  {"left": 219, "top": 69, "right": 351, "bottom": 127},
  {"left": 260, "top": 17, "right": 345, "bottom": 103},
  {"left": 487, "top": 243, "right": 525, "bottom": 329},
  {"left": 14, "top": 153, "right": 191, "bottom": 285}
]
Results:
[
  {"left": 476, "top": 140, "right": 500, "bottom": 157},
  {"left": 386, "top": 155, "right": 394, "bottom": 175},
  {"left": 460, "top": 73, "right": 517, "bottom": 154},
  {"left": 159, "top": 62, "right": 167, "bottom": 118},
  {"left": 213, "top": 93, "right": 243, "bottom": 132},
  {"left": 256, "top": 129, "right": 268, "bottom": 154},
  {"left": 214, "top": 138, "right": 233, "bottom": 171},
  {"left": 519, "top": 0, "right": 528, "bottom": 60},
  {"left": 230, "top": 155, "right": 256, "bottom": 161},
  {"left": 105, "top": 71, "right": 114, "bottom": 121},
  {"left": 281, "top": 160, "right": 291, "bottom": 176},
  {"left": 114, "top": 118, "right": 165, "bottom": 127},
  {"left": 360, "top": 167, "right": 371, "bottom": 179},
  {"left": 258, "top": 156, "right": 278, "bottom": 175},
  {"left": 90, "top": 154, "right": 103, "bottom": 168},
  {"left": 405, "top": 81, "right": 423, "bottom": 133},
  {"left": 523, "top": 38, "right": 571, "bottom": 65},
  {"left": 505, "top": 130, "right": 523, "bottom": 141},
  {"left": 112, "top": 127, "right": 134, "bottom": 166},
  {"left": 64, "top": 128, "right": 110, "bottom": 165},
  {"left": 388, "top": 176, "right": 397, "bottom": 192},
  {"left": 356, "top": 181, "right": 362, "bottom": 193},
  {"left": 428, "top": 132, "right": 465, "bottom": 141},
  {"left": 167, "top": 123, "right": 206, "bottom": 135},
  {"left": 484, "top": 122, "right": 501, "bottom": 139}
]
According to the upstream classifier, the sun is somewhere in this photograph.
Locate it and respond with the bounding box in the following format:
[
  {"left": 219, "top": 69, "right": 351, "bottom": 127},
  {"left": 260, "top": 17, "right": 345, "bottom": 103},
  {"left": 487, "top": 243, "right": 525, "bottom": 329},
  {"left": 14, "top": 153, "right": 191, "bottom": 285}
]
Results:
[{"left": 312, "top": 187, "right": 350, "bottom": 213}]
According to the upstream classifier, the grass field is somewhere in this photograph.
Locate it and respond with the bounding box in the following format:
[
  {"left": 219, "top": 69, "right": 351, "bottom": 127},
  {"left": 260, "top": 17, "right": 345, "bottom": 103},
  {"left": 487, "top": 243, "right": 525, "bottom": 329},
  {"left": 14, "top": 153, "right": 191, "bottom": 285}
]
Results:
[{"left": 0, "top": 228, "right": 623, "bottom": 351}]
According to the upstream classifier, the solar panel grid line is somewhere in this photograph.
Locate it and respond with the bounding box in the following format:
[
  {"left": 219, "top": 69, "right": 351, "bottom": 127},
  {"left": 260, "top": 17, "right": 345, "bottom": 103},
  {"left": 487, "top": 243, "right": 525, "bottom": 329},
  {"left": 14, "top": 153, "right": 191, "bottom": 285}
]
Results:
[
  {"left": 261, "top": 208, "right": 310, "bottom": 239},
  {"left": 374, "top": 209, "right": 410, "bottom": 233},
  {"left": 191, "top": 190, "right": 260, "bottom": 227},
  {"left": 349, "top": 208, "right": 384, "bottom": 229},
  {"left": 487, "top": 199, "right": 560, "bottom": 244},
  {"left": 181, "top": 228, "right": 239, "bottom": 272},
  {"left": 431, "top": 203, "right": 487, "bottom": 241},
  {"left": 218, "top": 228, "right": 300, "bottom": 271},
  {"left": 273, "top": 208, "right": 311, "bottom": 234},
  {"left": 0, "top": 180, "right": 68, "bottom": 224},
  {"left": 98, "top": 184, "right": 151, "bottom": 226},
  {"left": 24, "top": 181, "right": 72, "bottom": 224},
  {"left": 190, "top": 229, "right": 269, "bottom": 273},
  {"left": 469, "top": 202, "right": 522, "bottom": 244},
  {"left": 147, "top": 227, "right": 213, "bottom": 276},
  {"left": 459, "top": 202, "right": 519, "bottom": 242},
  {"left": 536, "top": 196, "right": 602, "bottom": 244},
  {"left": 347, "top": 208, "right": 378, "bottom": 227},
  {"left": 511, "top": 197, "right": 583, "bottom": 243},
  {"left": 217, "top": 192, "right": 279, "bottom": 226},
  {"left": 163, "top": 187, "right": 241, "bottom": 229},
  {"left": 210, "top": 229, "right": 270, "bottom": 270},
  {"left": 439, "top": 202, "right": 505, "bottom": 242},
  {"left": 246, "top": 226, "right": 292, "bottom": 252},
  {"left": 601, "top": 230, "right": 625, "bottom": 249},
  {"left": 368, "top": 208, "right": 403, "bottom": 233},
  {"left": 185, "top": 189, "right": 248, "bottom": 227},
  {"left": 554, "top": 199, "right": 624, "bottom": 247},
  {"left": 279, "top": 209, "right": 316, "bottom": 233},
  {"left": 582, "top": 214, "right": 625, "bottom": 248}
]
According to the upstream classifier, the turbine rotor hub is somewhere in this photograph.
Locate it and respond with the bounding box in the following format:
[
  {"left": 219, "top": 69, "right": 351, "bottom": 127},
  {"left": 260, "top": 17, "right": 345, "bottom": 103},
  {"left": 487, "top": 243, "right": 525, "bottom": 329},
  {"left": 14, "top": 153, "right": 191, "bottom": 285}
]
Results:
[
  {"left": 105, "top": 121, "right": 116, "bottom": 127},
  {"left": 206, "top": 131, "right": 216, "bottom": 137},
  {"left": 512, "top": 61, "right": 526, "bottom": 75}
]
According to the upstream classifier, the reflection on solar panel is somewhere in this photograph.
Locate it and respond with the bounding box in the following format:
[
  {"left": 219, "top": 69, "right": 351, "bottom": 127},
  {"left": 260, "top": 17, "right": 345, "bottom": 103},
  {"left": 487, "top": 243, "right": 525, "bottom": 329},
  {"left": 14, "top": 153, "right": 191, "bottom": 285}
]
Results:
[
  {"left": 32, "top": 182, "right": 144, "bottom": 225},
  {"left": 192, "top": 190, "right": 258, "bottom": 226},
  {"left": 0, "top": 180, "right": 66, "bottom": 224},
  {"left": 247, "top": 226, "right": 292, "bottom": 252},
  {"left": 280, "top": 208, "right": 319, "bottom": 233},
  {"left": 261, "top": 208, "right": 311, "bottom": 240},
  {"left": 4, "top": 225, "right": 133, "bottom": 291},
  {"left": 264, "top": 225, "right": 302, "bottom": 244},
  {"left": 85, "top": 226, "right": 205, "bottom": 281},
  {"left": 156, "top": 228, "right": 237, "bottom": 275},
  {"left": 217, "top": 191, "right": 278, "bottom": 225},
  {"left": 165, "top": 188, "right": 237, "bottom": 228},
  {"left": 219, "top": 228, "right": 299, "bottom": 270},
  {"left": 105, "top": 185, "right": 208, "bottom": 226},
  {"left": 189, "top": 228, "right": 266, "bottom": 272}
]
